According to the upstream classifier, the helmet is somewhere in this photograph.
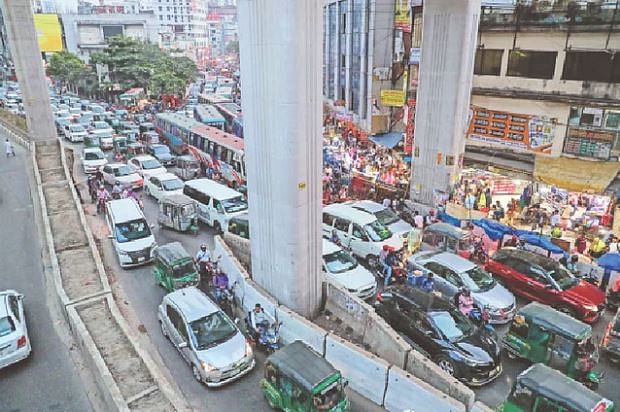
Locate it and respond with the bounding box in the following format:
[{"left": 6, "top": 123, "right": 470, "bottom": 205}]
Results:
[
  {"left": 461, "top": 287, "right": 471, "bottom": 296},
  {"left": 115, "top": 181, "right": 120, "bottom": 186},
  {"left": 383, "top": 244, "right": 390, "bottom": 251},
  {"left": 200, "top": 243, "right": 207, "bottom": 250},
  {"left": 99, "top": 185, "right": 105, "bottom": 189}
]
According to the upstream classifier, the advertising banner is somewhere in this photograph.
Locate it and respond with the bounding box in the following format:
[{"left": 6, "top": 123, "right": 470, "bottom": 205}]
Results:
[
  {"left": 394, "top": 0, "right": 412, "bottom": 32},
  {"left": 34, "top": 14, "right": 63, "bottom": 52},
  {"left": 467, "top": 106, "right": 555, "bottom": 154},
  {"left": 380, "top": 89, "right": 406, "bottom": 107}
]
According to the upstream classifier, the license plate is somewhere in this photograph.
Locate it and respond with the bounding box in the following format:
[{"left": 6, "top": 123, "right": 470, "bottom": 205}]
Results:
[{"left": 138, "top": 257, "right": 145, "bottom": 262}]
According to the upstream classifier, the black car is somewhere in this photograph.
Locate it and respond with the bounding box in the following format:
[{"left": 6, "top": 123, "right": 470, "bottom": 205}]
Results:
[{"left": 375, "top": 285, "right": 502, "bottom": 386}]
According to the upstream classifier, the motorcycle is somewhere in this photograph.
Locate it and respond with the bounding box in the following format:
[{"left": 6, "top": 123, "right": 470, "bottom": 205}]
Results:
[
  {"left": 471, "top": 238, "right": 488, "bottom": 264},
  {"left": 246, "top": 318, "right": 281, "bottom": 353},
  {"left": 96, "top": 196, "right": 108, "bottom": 214},
  {"left": 378, "top": 250, "right": 407, "bottom": 285},
  {"left": 214, "top": 287, "right": 234, "bottom": 318}
]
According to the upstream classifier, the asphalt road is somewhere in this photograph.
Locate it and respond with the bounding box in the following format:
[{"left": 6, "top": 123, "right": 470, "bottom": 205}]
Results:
[
  {"left": 74, "top": 145, "right": 381, "bottom": 411},
  {"left": 0, "top": 143, "right": 93, "bottom": 411}
]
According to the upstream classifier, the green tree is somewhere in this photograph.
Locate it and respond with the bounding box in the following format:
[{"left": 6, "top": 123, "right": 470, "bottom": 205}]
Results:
[{"left": 47, "top": 50, "right": 87, "bottom": 91}]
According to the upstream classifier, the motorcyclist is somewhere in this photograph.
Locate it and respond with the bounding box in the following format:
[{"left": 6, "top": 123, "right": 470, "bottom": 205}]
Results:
[
  {"left": 122, "top": 186, "right": 139, "bottom": 201},
  {"left": 195, "top": 244, "right": 211, "bottom": 287},
  {"left": 212, "top": 268, "right": 229, "bottom": 303},
  {"left": 111, "top": 181, "right": 123, "bottom": 199},
  {"left": 458, "top": 287, "right": 475, "bottom": 317},
  {"left": 96, "top": 185, "right": 110, "bottom": 214},
  {"left": 249, "top": 303, "right": 271, "bottom": 342}
]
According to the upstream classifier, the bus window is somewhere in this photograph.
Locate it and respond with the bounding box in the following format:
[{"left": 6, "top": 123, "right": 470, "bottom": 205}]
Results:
[
  {"left": 215, "top": 144, "right": 223, "bottom": 161},
  {"left": 226, "top": 149, "right": 233, "bottom": 164},
  {"left": 208, "top": 141, "right": 215, "bottom": 154}
]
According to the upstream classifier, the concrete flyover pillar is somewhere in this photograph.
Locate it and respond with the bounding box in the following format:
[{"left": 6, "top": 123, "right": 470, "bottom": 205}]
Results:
[
  {"left": 410, "top": 0, "right": 481, "bottom": 205},
  {"left": 237, "top": 0, "right": 322, "bottom": 317},
  {"left": 1, "top": 0, "right": 56, "bottom": 141}
]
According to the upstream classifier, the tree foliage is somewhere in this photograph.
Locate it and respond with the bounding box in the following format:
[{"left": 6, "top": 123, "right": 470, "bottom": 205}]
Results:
[{"left": 47, "top": 50, "right": 87, "bottom": 85}]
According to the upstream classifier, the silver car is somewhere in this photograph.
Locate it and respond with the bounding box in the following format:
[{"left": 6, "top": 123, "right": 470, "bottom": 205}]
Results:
[
  {"left": 0, "top": 290, "right": 31, "bottom": 369},
  {"left": 158, "top": 287, "right": 255, "bottom": 387},
  {"left": 407, "top": 251, "right": 516, "bottom": 324}
]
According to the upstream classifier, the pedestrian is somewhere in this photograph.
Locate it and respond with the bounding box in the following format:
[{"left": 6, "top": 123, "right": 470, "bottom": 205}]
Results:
[
  {"left": 413, "top": 211, "right": 424, "bottom": 229},
  {"left": 5, "top": 138, "right": 15, "bottom": 158},
  {"left": 549, "top": 210, "right": 560, "bottom": 228}
]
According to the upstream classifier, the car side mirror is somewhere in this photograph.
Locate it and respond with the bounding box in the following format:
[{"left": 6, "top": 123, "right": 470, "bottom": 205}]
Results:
[
  {"left": 178, "top": 342, "right": 188, "bottom": 349},
  {"left": 342, "top": 379, "right": 349, "bottom": 388},
  {"left": 18, "top": 294, "right": 24, "bottom": 300}
]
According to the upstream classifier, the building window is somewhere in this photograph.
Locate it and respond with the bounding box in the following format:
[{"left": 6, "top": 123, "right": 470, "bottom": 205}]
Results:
[
  {"left": 507, "top": 50, "right": 557, "bottom": 79},
  {"left": 474, "top": 49, "right": 503, "bottom": 76},
  {"left": 563, "top": 51, "right": 614, "bottom": 82},
  {"left": 102, "top": 25, "right": 123, "bottom": 41}
]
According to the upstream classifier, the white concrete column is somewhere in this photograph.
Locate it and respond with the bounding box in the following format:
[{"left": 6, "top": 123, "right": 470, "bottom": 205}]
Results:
[
  {"left": 1, "top": 0, "right": 56, "bottom": 141},
  {"left": 237, "top": 0, "right": 322, "bottom": 317},
  {"left": 410, "top": 0, "right": 481, "bottom": 205}
]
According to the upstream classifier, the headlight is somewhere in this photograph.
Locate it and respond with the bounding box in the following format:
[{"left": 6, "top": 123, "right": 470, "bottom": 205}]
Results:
[
  {"left": 584, "top": 304, "right": 598, "bottom": 312},
  {"left": 118, "top": 249, "right": 129, "bottom": 256},
  {"left": 245, "top": 341, "right": 253, "bottom": 357},
  {"left": 201, "top": 361, "right": 217, "bottom": 372}
]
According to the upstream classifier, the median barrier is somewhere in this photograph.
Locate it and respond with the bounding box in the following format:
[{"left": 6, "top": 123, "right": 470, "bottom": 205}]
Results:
[
  {"left": 240, "top": 278, "right": 278, "bottom": 319},
  {"left": 384, "top": 366, "right": 466, "bottom": 412},
  {"left": 471, "top": 401, "right": 495, "bottom": 412},
  {"left": 214, "top": 236, "right": 250, "bottom": 288},
  {"left": 276, "top": 306, "right": 328, "bottom": 356},
  {"left": 324, "top": 281, "right": 370, "bottom": 331},
  {"left": 324, "top": 334, "right": 389, "bottom": 405},
  {"left": 362, "top": 311, "right": 411, "bottom": 369},
  {"left": 406, "top": 349, "right": 475, "bottom": 410}
]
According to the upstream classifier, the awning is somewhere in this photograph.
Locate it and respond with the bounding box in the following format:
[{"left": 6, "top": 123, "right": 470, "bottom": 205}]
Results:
[
  {"left": 370, "top": 132, "right": 403, "bottom": 149},
  {"left": 534, "top": 155, "right": 620, "bottom": 194}
]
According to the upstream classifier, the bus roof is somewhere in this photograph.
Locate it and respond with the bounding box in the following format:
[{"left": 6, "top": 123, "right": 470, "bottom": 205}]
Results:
[
  {"left": 185, "top": 178, "right": 243, "bottom": 200},
  {"left": 195, "top": 104, "right": 225, "bottom": 123},
  {"left": 191, "top": 123, "right": 244, "bottom": 151}
]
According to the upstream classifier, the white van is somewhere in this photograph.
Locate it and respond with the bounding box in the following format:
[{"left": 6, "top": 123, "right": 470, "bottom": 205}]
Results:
[
  {"left": 322, "top": 203, "right": 403, "bottom": 267},
  {"left": 105, "top": 198, "right": 157, "bottom": 267},
  {"left": 183, "top": 179, "right": 248, "bottom": 233}
]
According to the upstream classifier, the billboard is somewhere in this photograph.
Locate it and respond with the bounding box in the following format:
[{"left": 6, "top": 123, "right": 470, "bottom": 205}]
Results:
[
  {"left": 380, "top": 89, "right": 406, "bottom": 107},
  {"left": 34, "top": 14, "right": 63, "bottom": 52},
  {"left": 394, "top": 0, "right": 411, "bottom": 32}
]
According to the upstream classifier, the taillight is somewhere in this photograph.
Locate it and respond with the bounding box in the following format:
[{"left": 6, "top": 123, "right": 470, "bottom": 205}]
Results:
[
  {"left": 376, "top": 292, "right": 383, "bottom": 302},
  {"left": 17, "top": 335, "right": 26, "bottom": 348}
]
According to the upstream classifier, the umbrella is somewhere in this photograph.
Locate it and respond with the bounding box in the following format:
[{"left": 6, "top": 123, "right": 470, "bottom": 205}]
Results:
[{"left": 597, "top": 252, "right": 620, "bottom": 272}]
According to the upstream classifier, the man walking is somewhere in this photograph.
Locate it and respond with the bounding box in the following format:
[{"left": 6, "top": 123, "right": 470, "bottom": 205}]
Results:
[{"left": 5, "top": 138, "right": 15, "bottom": 158}]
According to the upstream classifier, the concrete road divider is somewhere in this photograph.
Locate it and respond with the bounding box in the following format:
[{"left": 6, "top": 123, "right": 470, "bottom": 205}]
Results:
[
  {"left": 240, "top": 278, "right": 278, "bottom": 319},
  {"left": 325, "top": 281, "right": 370, "bottom": 326},
  {"left": 384, "top": 366, "right": 466, "bottom": 412},
  {"left": 214, "top": 236, "right": 250, "bottom": 287},
  {"left": 362, "top": 311, "right": 411, "bottom": 369},
  {"left": 324, "top": 334, "right": 389, "bottom": 405},
  {"left": 276, "top": 306, "right": 327, "bottom": 356},
  {"left": 471, "top": 401, "right": 495, "bottom": 412}
]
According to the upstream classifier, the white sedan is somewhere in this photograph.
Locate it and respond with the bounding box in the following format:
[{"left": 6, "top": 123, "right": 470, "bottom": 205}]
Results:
[
  {"left": 129, "top": 155, "right": 167, "bottom": 179},
  {"left": 0, "top": 290, "right": 31, "bottom": 370},
  {"left": 101, "top": 163, "right": 144, "bottom": 189},
  {"left": 322, "top": 239, "right": 377, "bottom": 300},
  {"left": 82, "top": 147, "right": 107, "bottom": 174},
  {"left": 144, "top": 173, "right": 185, "bottom": 201}
]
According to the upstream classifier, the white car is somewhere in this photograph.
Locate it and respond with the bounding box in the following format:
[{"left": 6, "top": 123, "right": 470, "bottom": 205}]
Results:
[
  {"left": 102, "top": 163, "right": 144, "bottom": 189},
  {"left": 322, "top": 239, "right": 377, "bottom": 299},
  {"left": 92, "top": 120, "right": 113, "bottom": 134},
  {"left": 64, "top": 123, "right": 88, "bottom": 143},
  {"left": 90, "top": 130, "right": 114, "bottom": 150},
  {"left": 0, "top": 290, "right": 31, "bottom": 370},
  {"left": 129, "top": 155, "right": 167, "bottom": 179},
  {"left": 82, "top": 147, "right": 107, "bottom": 174},
  {"left": 144, "top": 173, "right": 184, "bottom": 201},
  {"left": 348, "top": 200, "right": 413, "bottom": 239}
]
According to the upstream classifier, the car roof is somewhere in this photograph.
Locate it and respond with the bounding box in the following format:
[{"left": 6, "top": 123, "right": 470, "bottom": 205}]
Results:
[
  {"left": 322, "top": 239, "right": 342, "bottom": 255},
  {"left": 166, "top": 287, "right": 218, "bottom": 322},
  {"left": 493, "top": 248, "right": 557, "bottom": 269},
  {"left": 387, "top": 284, "right": 453, "bottom": 312},
  {"left": 349, "top": 200, "right": 385, "bottom": 214},
  {"left": 107, "top": 198, "right": 144, "bottom": 223},
  {"left": 424, "top": 223, "right": 468, "bottom": 238},
  {"left": 151, "top": 172, "right": 179, "bottom": 181},
  {"left": 84, "top": 147, "right": 103, "bottom": 153},
  {"left": 423, "top": 252, "right": 476, "bottom": 273},
  {"left": 323, "top": 203, "right": 377, "bottom": 226},
  {"left": 133, "top": 155, "right": 157, "bottom": 162},
  {"left": 518, "top": 302, "right": 591, "bottom": 340},
  {"left": 185, "top": 178, "right": 243, "bottom": 200},
  {"left": 106, "top": 163, "right": 128, "bottom": 169}
]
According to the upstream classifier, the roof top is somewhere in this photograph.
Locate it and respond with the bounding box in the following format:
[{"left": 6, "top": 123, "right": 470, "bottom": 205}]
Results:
[
  {"left": 160, "top": 193, "right": 195, "bottom": 206},
  {"left": 518, "top": 302, "right": 591, "bottom": 340},
  {"left": 424, "top": 223, "right": 468, "bottom": 238},
  {"left": 518, "top": 364, "right": 611, "bottom": 411},
  {"left": 185, "top": 178, "right": 243, "bottom": 200},
  {"left": 388, "top": 284, "right": 453, "bottom": 312},
  {"left": 493, "top": 248, "right": 558, "bottom": 270},
  {"left": 424, "top": 252, "right": 476, "bottom": 273},
  {"left": 195, "top": 104, "right": 225, "bottom": 122},
  {"left": 166, "top": 287, "right": 218, "bottom": 322},
  {"left": 323, "top": 203, "right": 377, "bottom": 225},
  {"left": 154, "top": 242, "right": 191, "bottom": 264},
  {"left": 107, "top": 198, "right": 144, "bottom": 223},
  {"left": 191, "top": 123, "right": 243, "bottom": 151},
  {"left": 349, "top": 200, "right": 386, "bottom": 214},
  {"left": 267, "top": 341, "right": 338, "bottom": 391}
]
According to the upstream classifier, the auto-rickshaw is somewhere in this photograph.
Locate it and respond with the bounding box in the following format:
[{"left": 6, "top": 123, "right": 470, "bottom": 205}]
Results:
[
  {"left": 120, "top": 129, "right": 139, "bottom": 143},
  {"left": 153, "top": 242, "right": 199, "bottom": 292},
  {"left": 127, "top": 142, "right": 146, "bottom": 159},
  {"left": 157, "top": 194, "right": 199, "bottom": 234},
  {"left": 498, "top": 363, "right": 613, "bottom": 412},
  {"left": 262, "top": 341, "right": 350, "bottom": 412},
  {"left": 172, "top": 155, "right": 201, "bottom": 180},
  {"left": 142, "top": 131, "right": 159, "bottom": 145},
  {"left": 503, "top": 302, "right": 602, "bottom": 389},
  {"left": 113, "top": 135, "right": 128, "bottom": 154},
  {"left": 420, "top": 222, "right": 473, "bottom": 259},
  {"left": 84, "top": 134, "right": 101, "bottom": 148}
]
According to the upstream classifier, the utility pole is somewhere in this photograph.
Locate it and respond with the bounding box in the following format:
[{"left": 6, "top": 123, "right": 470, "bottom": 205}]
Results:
[{"left": 1, "top": 0, "right": 56, "bottom": 141}]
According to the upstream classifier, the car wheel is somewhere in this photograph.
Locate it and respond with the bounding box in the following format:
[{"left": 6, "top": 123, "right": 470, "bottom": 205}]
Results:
[
  {"left": 556, "top": 305, "right": 577, "bottom": 319},
  {"left": 367, "top": 255, "right": 379, "bottom": 269},
  {"left": 436, "top": 356, "right": 457, "bottom": 377},
  {"left": 192, "top": 365, "right": 202, "bottom": 383}
]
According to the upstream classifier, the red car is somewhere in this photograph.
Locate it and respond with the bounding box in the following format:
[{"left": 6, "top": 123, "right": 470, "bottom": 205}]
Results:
[{"left": 485, "top": 248, "right": 605, "bottom": 323}]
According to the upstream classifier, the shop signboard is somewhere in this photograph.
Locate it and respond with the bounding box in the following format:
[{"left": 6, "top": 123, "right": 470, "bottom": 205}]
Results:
[
  {"left": 563, "top": 106, "right": 620, "bottom": 160},
  {"left": 394, "top": 0, "right": 412, "bottom": 32},
  {"left": 467, "top": 107, "right": 555, "bottom": 154},
  {"left": 409, "top": 48, "right": 421, "bottom": 65},
  {"left": 381, "top": 89, "right": 406, "bottom": 107},
  {"left": 405, "top": 99, "right": 415, "bottom": 154}
]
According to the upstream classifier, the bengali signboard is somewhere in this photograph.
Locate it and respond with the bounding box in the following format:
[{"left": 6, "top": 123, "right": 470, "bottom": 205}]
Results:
[
  {"left": 467, "top": 107, "right": 555, "bottom": 154},
  {"left": 381, "top": 89, "right": 406, "bottom": 107},
  {"left": 394, "top": 0, "right": 412, "bottom": 32},
  {"left": 34, "top": 14, "right": 63, "bottom": 52}
]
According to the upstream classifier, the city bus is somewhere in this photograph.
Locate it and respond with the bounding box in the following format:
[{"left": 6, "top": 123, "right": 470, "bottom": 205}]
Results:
[
  {"left": 194, "top": 104, "right": 226, "bottom": 130},
  {"left": 215, "top": 102, "right": 242, "bottom": 135},
  {"left": 198, "top": 93, "right": 232, "bottom": 105}
]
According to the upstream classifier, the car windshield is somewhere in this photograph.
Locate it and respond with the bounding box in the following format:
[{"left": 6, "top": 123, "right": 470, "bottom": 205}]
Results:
[
  {"left": 114, "top": 219, "right": 151, "bottom": 243},
  {"left": 114, "top": 165, "right": 134, "bottom": 177},
  {"left": 222, "top": 196, "right": 248, "bottom": 213},
  {"left": 0, "top": 316, "right": 15, "bottom": 337},
  {"left": 172, "top": 261, "right": 196, "bottom": 278},
  {"left": 141, "top": 159, "right": 162, "bottom": 169},
  {"left": 84, "top": 151, "right": 104, "bottom": 160},
  {"left": 94, "top": 122, "right": 108, "bottom": 129},
  {"left": 548, "top": 266, "right": 578, "bottom": 290},
  {"left": 70, "top": 125, "right": 85, "bottom": 132},
  {"left": 461, "top": 267, "right": 496, "bottom": 293},
  {"left": 374, "top": 208, "right": 400, "bottom": 226},
  {"left": 324, "top": 249, "right": 358, "bottom": 274},
  {"left": 153, "top": 146, "right": 169, "bottom": 154},
  {"left": 162, "top": 178, "right": 183, "bottom": 191},
  {"left": 364, "top": 220, "right": 392, "bottom": 242},
  {"left": 429, "top": 310, "right": 474, "bottom": 343},
  {"left": 190, "top": 311, "right": 237, "bottom": 350}
]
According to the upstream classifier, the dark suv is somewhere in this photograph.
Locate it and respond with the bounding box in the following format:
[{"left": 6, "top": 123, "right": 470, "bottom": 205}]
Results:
[{"left": 375, "top": 286, "right": 502, "bottom": 386}]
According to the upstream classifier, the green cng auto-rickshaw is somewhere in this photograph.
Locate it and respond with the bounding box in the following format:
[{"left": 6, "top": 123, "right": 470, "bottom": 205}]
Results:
[
  {"left": 503, "top": 302, "right": 602, "bottom": 389},
  {"left": 498, "top": 363, "right": 613, "bottom": 412},
  {"left": 262, "top": 341, "right": 350, "bottom": 412},
  {"left": 153, "top": 242, "right": 199, "bottom": 292},
  {"left": 157, "top": 194, "right": 199, "bottom": 234},
  {"left": 113, "top": 135, "right": 128, "bottom": 154}
]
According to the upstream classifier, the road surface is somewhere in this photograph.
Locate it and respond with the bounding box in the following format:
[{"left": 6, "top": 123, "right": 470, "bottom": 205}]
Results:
[{"left": 0, "top": 142, "right": 93, "bottom": 412}]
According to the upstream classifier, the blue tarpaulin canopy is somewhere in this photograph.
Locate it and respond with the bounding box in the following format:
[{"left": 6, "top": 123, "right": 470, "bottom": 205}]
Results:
[
  {"left": 437, "top": 210, "right": 461, "bottom": 228},
  {"left": 472, "top": 219, "right": 513, "bottom": 241},
  {"left": 597, "top": 253, "right": 620, "bottom": 271},
  {"left": 370, "top": 132, "right": 403, "bottom": 149},
  {"left": 517, "top": 233, "right": 566, "bottom": 255}
]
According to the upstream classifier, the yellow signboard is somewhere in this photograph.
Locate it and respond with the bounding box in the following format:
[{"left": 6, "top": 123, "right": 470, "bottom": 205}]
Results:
[
  {"left": 380, "top": 89, "right": 406, "bottom": 107},
  {"left": 34, "top": 14, "right": 63, "bottom": 52}
]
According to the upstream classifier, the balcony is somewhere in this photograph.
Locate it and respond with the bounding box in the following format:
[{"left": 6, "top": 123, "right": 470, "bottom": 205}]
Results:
[{"left": 480, "top": 2, "right": 620, "bottom": 32}]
